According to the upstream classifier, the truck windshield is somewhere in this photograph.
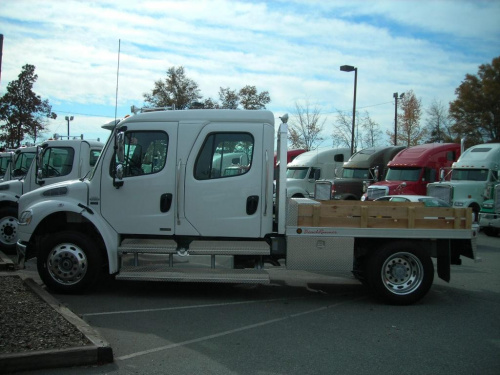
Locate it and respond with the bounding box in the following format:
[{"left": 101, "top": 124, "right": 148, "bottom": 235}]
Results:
[
  {"left": 386, "top": 167, "right": 421, "bottom": 182},
  {"left": 286, "top": 167, "right": 308, "bottom": 179},
  {"left": 0, "top": 156, "right": 10, "bottom": 176},
  {"left": 12, "top": 152, "right": 36, "bottom": 177},
  {"left": 342, "top": 168, "right": 370, "bottom": 179},
  {"left": 451, "top": 168, "right": 489, "bottom": 181}
]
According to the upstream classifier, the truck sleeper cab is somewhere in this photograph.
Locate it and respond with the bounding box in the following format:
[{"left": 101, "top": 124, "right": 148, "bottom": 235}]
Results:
[
  {"left": 315, "top": 146, "right": 405, "bottom": 201},
  {"left": 16, "top": 110, "right": 477, "bottom": 306},
  {"left": 365, "top": 143, "right": 461, "bottom": 201}
]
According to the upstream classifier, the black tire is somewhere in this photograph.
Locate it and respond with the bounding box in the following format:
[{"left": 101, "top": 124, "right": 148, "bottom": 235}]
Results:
[
  {"left": 37, "top": 231, "right": 103, "bottom": 294},
  {"left": 483, "top": 227, "right": 500, "bottom": 237},
  {"left": 0, "top": 206, "right": 18, "bottom": 254},
  {"left": 366, "top": 241, "right": 434, "bottom": 305}
]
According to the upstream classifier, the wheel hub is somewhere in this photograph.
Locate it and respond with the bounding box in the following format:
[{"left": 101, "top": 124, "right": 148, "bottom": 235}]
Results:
[
  {"left": 382, "top": 252, "right": 423, "bottom": 295},
  {"left": 0, "top": 216, "right": 17, "bottom": 244},
  {"left": 47, "top": 244, "right": 87, "bottom": 285}
]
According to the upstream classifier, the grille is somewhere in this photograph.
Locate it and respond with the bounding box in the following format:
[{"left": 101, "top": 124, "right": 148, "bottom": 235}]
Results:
[
  {"left": 367, "top": 187, "right": 388, "bottom": 200},
  {"left": 427, "top": 184, "right": 452, "bottom": 204}
]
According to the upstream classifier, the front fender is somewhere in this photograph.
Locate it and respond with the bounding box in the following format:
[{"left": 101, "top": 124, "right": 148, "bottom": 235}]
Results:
[{"left": 18, "top": 199, "right": 120, "bottom": 273}]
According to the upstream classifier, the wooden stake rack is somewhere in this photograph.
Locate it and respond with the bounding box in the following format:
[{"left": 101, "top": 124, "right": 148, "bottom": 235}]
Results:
[{"left": 297, "top": 200, "right": 472, "bottom": 230}]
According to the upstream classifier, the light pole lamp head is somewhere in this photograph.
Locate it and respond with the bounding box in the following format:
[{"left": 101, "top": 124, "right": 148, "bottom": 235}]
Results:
[{"left": 340, "top": 65, "right": 356, "bottom": 72}]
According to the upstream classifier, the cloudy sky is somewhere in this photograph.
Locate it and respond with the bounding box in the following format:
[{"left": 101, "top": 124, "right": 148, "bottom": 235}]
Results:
[{"left": 1, "top": 0, "right": 499, "bottom": 146}]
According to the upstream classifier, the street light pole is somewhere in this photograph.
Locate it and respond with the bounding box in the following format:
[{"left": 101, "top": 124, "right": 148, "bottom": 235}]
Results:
[
  {"left": 393, "top": 92, "right": 404, "bottom": 146},
  {"left": 65, "top": 116, "right": 74, "bottom": 139},
  {"left": 340, "top": 65, "right": 357, "bottom": 155}
]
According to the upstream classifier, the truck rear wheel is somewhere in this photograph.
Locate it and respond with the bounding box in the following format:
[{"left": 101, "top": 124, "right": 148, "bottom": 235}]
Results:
[
  {"left": 483, "top": 227, "right": 500, "bottom": 237},
  {"left": 0, "top": 206, "right": 18, "bottom": 254},
  {"left": 37, "top": 231, "right": 103, "bottom": 294},
  {"left": 367, "top": 242, "right": 434, "bottom": 305}
]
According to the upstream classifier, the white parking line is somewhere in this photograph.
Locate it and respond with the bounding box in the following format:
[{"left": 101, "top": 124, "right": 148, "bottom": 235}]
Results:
[
  {"left": 116, "top": 295, "right": 368, "bottom": 361},
  {"left": 82, "top": 297, "right": 305, "bottom": 317}
]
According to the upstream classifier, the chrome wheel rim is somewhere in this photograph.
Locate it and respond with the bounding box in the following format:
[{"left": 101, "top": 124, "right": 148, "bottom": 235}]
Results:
[
  {"left": 47, "top": 243, "right": 87, "bottom": 285},
  {"left": 0, "top": 215, "right": 17, "bottom": 245},
  {"left": 381, "top": 252, "right": 423, "bottom": 295}
]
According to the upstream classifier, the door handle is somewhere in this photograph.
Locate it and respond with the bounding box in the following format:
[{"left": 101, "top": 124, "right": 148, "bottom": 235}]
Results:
[
  {"left": 160, "top": 193, "right": 173, "bottom": 213},
  {"left": 246, "top": 195, "right": 259, "bottom": 215}
]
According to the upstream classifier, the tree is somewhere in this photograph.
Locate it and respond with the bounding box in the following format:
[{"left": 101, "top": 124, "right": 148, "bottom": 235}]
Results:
[
  {"left": 288, "top": 100, "right": 325, "bottom": 150},
  {"left": 360, "top": 111, "right": 383, "bottom": 148},
  {"left": 449, "top": 56, "right": 500, "bottom": 147},
  {"left": 425, "top": 99, "right": 455, "bottom": 143},
  {"left": 387, "top": 90, "right": 425, "bottom": 146},
  {"left": 332, "top": 110, "right": 383, "bottom": 151},
  {"left": 143, "top": 66, "right": 202, "bottom": 110},
  {"left": 238, "top": 85, "right": 270, "bottom": 110},
  {"left": 219, "top": 87, "right": 239, "bottom": 109},
  {"left": 0, "top": 64, "right": 56, "bottom": 148}
]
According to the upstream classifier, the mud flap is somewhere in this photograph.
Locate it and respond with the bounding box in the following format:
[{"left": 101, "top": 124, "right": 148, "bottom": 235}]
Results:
[{"left": 436, "top": 241, "right": 451, "bottom": 282}]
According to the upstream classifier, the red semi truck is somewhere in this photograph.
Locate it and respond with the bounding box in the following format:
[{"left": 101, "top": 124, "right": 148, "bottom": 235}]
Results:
[{"left": 363, "top": 143, "right": 461, "bottom": 201}]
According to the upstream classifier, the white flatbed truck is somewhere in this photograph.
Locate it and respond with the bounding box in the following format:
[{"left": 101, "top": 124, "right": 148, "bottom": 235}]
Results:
[{"left": 16, "top": 110, "right": 477, "bottom": 305}]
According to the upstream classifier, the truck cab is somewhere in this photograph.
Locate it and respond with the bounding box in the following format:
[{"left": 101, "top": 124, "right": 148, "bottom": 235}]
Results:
[
  {"left": 285, "top": 148, "right": 350, "bottom": 198},
  {"left": 427, "top": 143, "right": 500, "bottom": 219},
  {"left": 0, "top": 139, "right": 103, "bottom": 252},
  {"left": 316, "top": 146, "right": 405, "bottom": 201},
  {"left": 364, "top": 143, "right": 460, "bottom": 201}
]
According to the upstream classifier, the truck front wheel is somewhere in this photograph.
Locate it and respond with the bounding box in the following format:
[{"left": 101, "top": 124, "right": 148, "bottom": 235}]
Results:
[
  {"left": 0, "top": 206, "right": 18, "bottom": 254},
  {"left": 367, "top": 242, "right": 434, "bottom": 305},
  {"left": 37, "top": 231, "right": 103, "bottom": 294}
]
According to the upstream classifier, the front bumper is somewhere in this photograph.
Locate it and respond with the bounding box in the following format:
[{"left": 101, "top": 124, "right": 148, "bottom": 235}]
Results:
[{"left": 479, "top": 213, "right": 500, "bottom": 229}]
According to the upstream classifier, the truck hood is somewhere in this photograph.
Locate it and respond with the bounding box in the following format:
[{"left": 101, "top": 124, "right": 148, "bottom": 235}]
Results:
[
  {"left": 18, "top": 180, "right": 89, "bottom": 213},
  {"left": 0, "top": 179, "right": 24, "bottom": 198}
]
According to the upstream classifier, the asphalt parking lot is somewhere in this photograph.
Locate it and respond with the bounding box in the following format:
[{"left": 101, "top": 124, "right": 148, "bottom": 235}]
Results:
[{"left": 14, "top": 233, "right": 500, "bottom": 375}]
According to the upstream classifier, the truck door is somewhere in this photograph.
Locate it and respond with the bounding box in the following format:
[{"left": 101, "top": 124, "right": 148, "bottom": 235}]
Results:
[
  {"left": 183, "top": 122, "right": 267, "bottom": 238},
  {"left": 100, "top": 122, "right": 177, "bottom": 235}
]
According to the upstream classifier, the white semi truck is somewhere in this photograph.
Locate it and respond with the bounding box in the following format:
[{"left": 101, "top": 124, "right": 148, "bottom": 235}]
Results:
[
  {"left": 427, "top": 143, "right": 500, "bottom": 220},
  {"left": 285, "top": 148, "right": 351, "bottom": 198},
  {"left": 16, "top": 110, "right": 477, "bottom": 305},
  {"left": 0, "top": 139, "right": 103, "bottom": 252}
]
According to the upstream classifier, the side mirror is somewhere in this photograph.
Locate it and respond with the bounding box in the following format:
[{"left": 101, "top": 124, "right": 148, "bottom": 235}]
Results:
[
  {"left": 440, "top": 169, "right": 445, "bottom": 181},
  {"left": 35, "top": 146, "right": 45, "bottom": 185},
  {"left": 113, "top": 131, "right": 125, "bottom": 188},
  {"left": 117, "top": 132, "right": 125, "bottom": 164},
  {"left": 314, "top": 169, "right": 321, "bottom": 180}
]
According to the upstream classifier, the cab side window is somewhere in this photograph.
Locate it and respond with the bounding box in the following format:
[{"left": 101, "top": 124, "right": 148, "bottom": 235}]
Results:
[
  {"left": 41, "top": 147, "right": 75, "bottom": 178},
  {"left": 194, "top": 133, "right": 254, "bottom": 180},
  {"left": 115, "top": 131, "right": 169, "bottom": 178}
]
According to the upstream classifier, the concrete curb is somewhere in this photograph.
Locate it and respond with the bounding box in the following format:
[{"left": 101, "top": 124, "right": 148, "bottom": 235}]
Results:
[
  {"left": 0, "top": 249, "right": 15, "bottom": 271},
  {"left": 0, "top": 276, "right": 113, "bottom": 373}
]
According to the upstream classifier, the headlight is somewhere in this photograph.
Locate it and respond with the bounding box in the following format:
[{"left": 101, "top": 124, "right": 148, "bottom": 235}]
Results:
[
  {"left": 483, "top": 203, "right": 494, "bottom": 209},
  {"left": 18, "top": 210, "right": 33, "bottom": 226},
  {"left": 454, "top": 202, "right": 464, "bottom": 207}
]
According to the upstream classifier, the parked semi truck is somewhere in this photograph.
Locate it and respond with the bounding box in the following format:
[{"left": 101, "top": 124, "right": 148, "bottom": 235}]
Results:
[
  {"left": 17, "top": 110, "right": 477, "bottom": 305},
  {"left": 285, "top": 148, "right": 351, "bottom": 198},
  {"left": 0, "top": 139, "right": 103, "bottom": 252},
  {"left": 314, "top": 146, "right": 405, "bottom": 201},
  {"left": 363, "top": 143, "right": 461, "bottom": 201},
  {"left": 427, "top": 143, "right": 500, "bottom": 220},
  {"left": 479, "top": 183, "right": 500, "bottom": 237}
]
